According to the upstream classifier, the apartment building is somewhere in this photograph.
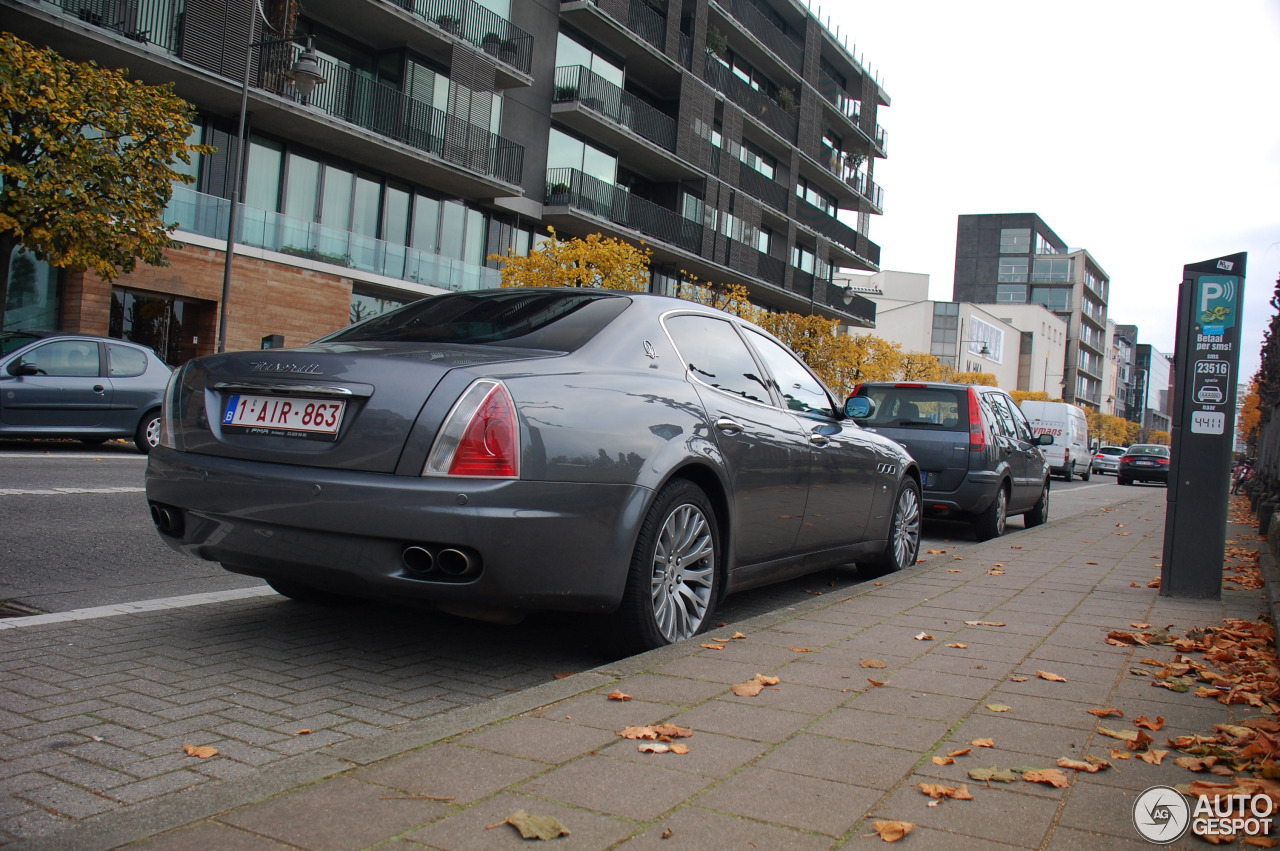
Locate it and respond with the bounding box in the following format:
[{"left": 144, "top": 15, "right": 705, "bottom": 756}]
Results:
[
  {"left": 3, "top": 0, "right": 887, "bottom": 361},
  {"left": 951, "top": 213, "right": 1110, "bottom": 410}
]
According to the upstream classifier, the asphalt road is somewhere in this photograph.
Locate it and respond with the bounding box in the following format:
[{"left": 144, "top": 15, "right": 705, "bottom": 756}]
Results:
[{"left": 0, "top": 439, "right": 1149, "bottom": 616}]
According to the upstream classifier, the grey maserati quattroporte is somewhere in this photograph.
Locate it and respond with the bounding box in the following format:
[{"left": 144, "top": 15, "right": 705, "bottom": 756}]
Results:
[{"left": 145, "top": 288, "right": 920, "bottom": 651}]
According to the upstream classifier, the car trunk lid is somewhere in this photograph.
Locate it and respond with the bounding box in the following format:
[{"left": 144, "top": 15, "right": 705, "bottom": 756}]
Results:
[{"left": 856, "top": 385, "right": 972, "bottom": 492}]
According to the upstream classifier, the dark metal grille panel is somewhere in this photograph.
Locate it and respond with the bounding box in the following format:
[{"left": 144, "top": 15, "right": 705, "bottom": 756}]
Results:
[{"left": 546, "top": 168, "right": 702, "bottom": 254}]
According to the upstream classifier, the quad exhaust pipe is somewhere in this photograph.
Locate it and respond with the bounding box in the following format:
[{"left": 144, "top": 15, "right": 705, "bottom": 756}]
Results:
[
  {"left": 400, "top": 544, "right": 481, "bottom": 580},
  {"left": 149, "top": 503, "right": 184, "bottom": 537}
]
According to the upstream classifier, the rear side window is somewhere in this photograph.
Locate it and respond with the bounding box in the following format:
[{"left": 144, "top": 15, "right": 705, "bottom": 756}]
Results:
[
  {"left": 326, "top": 291, "right": 629, "bottom": 352},
  {"left": 858, "top": 386, "right": 966, "bottom": 429},
  {"left": 107, "top": 344, "right": 148, "bottom": 377},
  {"left": 665, "top": 315, "right": 771, "bottom": 404}
]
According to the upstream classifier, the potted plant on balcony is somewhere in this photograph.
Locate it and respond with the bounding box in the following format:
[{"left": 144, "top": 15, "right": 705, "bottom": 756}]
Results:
[
  {"left": 548, "top": 182, "right": 571, "bottom": 205},
  {"left": 435, "top": 13, "right": 460, "bottom": 35},
  {"left": 498, "top": 38, "right": 518, "bottom": 63},
  {"left": 774, "top": 86, "right": 797, "bottom": 112},
  {"left": 482, "top": 32, "right": 502, "bottom": 55},
  {"left": 705, "top": 26, "right": 728, "bottom": 59},
  {"left": 554, "top": 84, "right": 578, "bottom": 101}
]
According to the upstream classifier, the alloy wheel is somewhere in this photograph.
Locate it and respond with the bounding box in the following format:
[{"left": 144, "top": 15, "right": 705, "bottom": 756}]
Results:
[
  {"left": 649, "top": 503, "right": 715, "bottom": 643},
  {"left": 892, "top": 486, "right": 921, "bottom": 568}
]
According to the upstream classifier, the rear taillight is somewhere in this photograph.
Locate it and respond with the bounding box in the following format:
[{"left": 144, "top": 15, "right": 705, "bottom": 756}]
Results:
[
  {"left": 157, "top": 365, "right": 183, "bottom": 450},
  {"left": 1157, "top": 457, "right": 1170, "bottom": 466},
  {"left": 424, "top": 380, "right": 520, "bottom": 478},
  {"left": 967, "top": 387, "right": 985, "bottom": 452}
]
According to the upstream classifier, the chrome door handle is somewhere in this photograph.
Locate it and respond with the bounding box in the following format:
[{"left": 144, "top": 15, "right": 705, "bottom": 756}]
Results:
[
  {"left": 809, "top": 434, "right": 830, "bottom": 447},
  {"left": 715, "top": 417, "right": 744, "bottom": 436},
  {"left": 93, "top": 385, "right": 105, "bottom": 393}
]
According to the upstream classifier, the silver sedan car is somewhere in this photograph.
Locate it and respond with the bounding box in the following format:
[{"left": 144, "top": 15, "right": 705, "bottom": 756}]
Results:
[
  {"left": 0, "top": 333, "right": 171, "bottom": 453},
  {"left": 146, "top": 289, "right": 922, "bottom": 651}
]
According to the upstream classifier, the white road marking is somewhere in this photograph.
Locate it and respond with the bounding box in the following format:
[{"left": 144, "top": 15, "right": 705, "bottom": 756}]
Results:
[
  {"left": 0, "top": 587, "right": 277, "bottom": 630},
  {"left": 0, "top": 487, "right": 146, "bottom": 495}
]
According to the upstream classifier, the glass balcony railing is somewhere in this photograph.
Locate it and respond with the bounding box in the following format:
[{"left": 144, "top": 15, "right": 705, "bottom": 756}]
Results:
[
  {"left": 42, "top": 0, "right": 182, "bottom": 53},
  {"left": 258, "top": 43, "right": 524, "bottom": 186},
  {"left": 816, "top": 71, "right": 861, "bottom": 124},
  {"left": 166, "top": 186, "right": 500, "bottom": 293},
  {"left": 553, "top": 66, "right": 677, "bottom": 152},
  {"left": 545, "top": 168, "right": 702, "bottom": 254},
  {"left": 385, "top": 0, "right": 534, "bottom": 74}
]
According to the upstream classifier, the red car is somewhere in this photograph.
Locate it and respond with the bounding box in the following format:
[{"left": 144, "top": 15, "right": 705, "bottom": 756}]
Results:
[{"left": 1117, "top": 444, "right": 1170, "bottom": 486}]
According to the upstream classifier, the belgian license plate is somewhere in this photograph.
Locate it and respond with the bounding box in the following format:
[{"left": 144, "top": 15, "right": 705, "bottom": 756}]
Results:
[
  {"left": 222, "top": 394, "right": 346, "bottom": 440},
  {"left": 1135, "top": 460, "right": 1154, "bottom": 466}
]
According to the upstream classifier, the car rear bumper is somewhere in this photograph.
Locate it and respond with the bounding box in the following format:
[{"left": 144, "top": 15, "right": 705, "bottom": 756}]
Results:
[
  {"left": 1119, "top": 465, "right": 1168, "bottom": 482},
  {"left": 922, "top": 470, "right": 999, "bottom": 515},
  {"left": 145, "top": 448, "right": 650, "bottom": 612}
]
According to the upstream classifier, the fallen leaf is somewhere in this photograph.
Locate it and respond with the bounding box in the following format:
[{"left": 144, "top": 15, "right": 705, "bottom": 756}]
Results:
[
  {"left": 669, "top": 743, "right": 690, "bottom": 754},
  {"left": 661, "top": 828, "right": 674, "bottom": 839},
  {"left": 1176, "top": 756, "right": 1221, "bottom": 771},
  {"left": 1023, "top": 768, "right": 1070, "bottom": 788},
  {"left": 949, "top": 748, "right": 972, "bottom": 757},
  {"left": 606, "top": 690, "right": 632, "bottom": 701},
  {"left": 700, "top": 643, "right": 726, "bottom": 650},
  {"left": 504, "top": 810, "right": 570, "bottom": 840},
  {"left": 731, "top": 673, "right": 779, "bottom": 697},
  {"left": 968, "top": 767, "right": 1018, "bottom": 783},
  {"left": 1131, "top": 622, "right": 1152, "bottom": 629},
  {"left": 867, "top": 678, "right": 887, "bottom": 687},
  {"left": 925, "top": 549, "right": 947, "bottom": 555},
  {"left": 617, "top": 723, "right": 692, "bottom": 740},
  {"left": 915, "top": 632, "right": 934, "bottom": 641},
  {"left": 918, "top": 782, "right": 974, "bottom": 800},
  {"left": 1131, "top": 582, "right": 1142, "bottom": 588},
  {"left": 1244, "top": 838, "right": 1280, "bottom": 848},
  {"left": 181, "top": 745, "right": 218, "bottom": 759},
  {"left": 1088, "top": 708, "right": 1123, "bottom": 718},
  {"left": 1134, "top": 715, "right": 1165, "bottom": 731},
  {"left": 986, "top": 704, "right": 1013, "bottom": 713},
  {"left": 947, "top": 569, "right": 964, "bottom": 573},
  {"left": 1058, "top": 757, "right": 1108, "bottom": 773},
  {"left": 1148, "top": 577, "right": 1161, "bottom": 588},
  {"left": 965, "top": 620, "right": 1006, "bottom": 627},
  {"left": 932, "top": 756, "right": 955, "bottom": 765},
  {"left": 789, "top": 647, "right": 814, "bottom": 653},
  {"left": 871, "top": 820, "right": 914, "bottom": 842},
  {"left": 553, "top": 672, "right": 574, "bottom": 679},
  {"left": 1010, "top": 675, "right": 1030, "bottom": 682},
  {"left": 294, "top": 729, "right": 312, "bottom": 735},
  {"left": 804, "top": 590, "right": 823, "bottom": 595},
  {"left": 638, "top": 742, "right": 670, "bottom": 753},
  {"left": 1010, "top": 545, "right": 1022, "bottom": 549},
  {"left": 1097, "top": 725, "right": 1139, "bottom": 743},
  {"left": 1037, "top": 670, "right": 1068, "bottom": 682},
  {"left": 972, "top": 738, "right": 995, "bottom": 748},
  {"left": 987, "top": 569, "right": 1006, "bottom": 575},
  {"left": 732, "top": 632, "right": 747, "bottom": 639},
  {"left": 873, "top": 582, "right": 884, "bottom": 586},
  {"left": 1086, "top": 561, "right": 1099, "bottom": 565},
  {"left": 1140, "top": 749, "right": 1169, "bottom": 765},
  {"left": 946, "top": 643, "right": 968, "bottom": 649},
  {"left": 860, "top": 659, "right": 889, "bottom": 669},
  {"left": 1112, "top": 749, "right": 1131, "bottom": 760}
]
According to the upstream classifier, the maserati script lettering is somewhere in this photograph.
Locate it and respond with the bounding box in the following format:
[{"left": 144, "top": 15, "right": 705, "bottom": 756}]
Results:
[{"left": 249, "top": 362, "right": 324, "bottom": 375}]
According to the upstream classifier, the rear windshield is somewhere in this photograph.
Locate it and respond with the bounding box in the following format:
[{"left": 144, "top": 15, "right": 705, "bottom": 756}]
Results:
[
  {"left": 325, "top": 291, "right": 629, "bottom": 352},
  {"left": 1128, "top": 445, "right": 1169, "bottom": 456},
  {"left": 858, "top": 386, "right": 967, "bottom": 430},
  {"left": 1100, "top": 447, "right": 1126, "bottom": 456}
]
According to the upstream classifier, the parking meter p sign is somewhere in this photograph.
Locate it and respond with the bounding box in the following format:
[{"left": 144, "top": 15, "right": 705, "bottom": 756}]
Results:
[{"left": 1162, "top": 253, "right": 1247, "bottom": 599}]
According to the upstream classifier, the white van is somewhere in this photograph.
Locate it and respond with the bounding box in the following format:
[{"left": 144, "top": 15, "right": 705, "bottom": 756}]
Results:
[{"left": 1019, "top": 401, "right": 1091, "bottom": 481}]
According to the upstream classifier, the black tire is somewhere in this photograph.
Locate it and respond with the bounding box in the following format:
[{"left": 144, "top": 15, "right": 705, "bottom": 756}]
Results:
[
  {"left": 973, "top": 483, "right": 1008, "bottom": 542},
  {"left": 1117, "top": 476, "right": 1130, "bottom": 486},
  {"left": 135, "top": 408, "right": 161, "bottom": 455},
  {"left": 264, "top": 577, "right": 355, "bottom": 606},
  {"left": 1080, "top": 465, "right": 1091, "bottom": 482},
  {"left": 1024, "top": 479, "right": 1050, "bottom": 528},
  {"left": 617, "top": 479, "right": 720, "bottom": 652},
  {"left": 860, "top": 478, "right": 921, "bottom": 577}
]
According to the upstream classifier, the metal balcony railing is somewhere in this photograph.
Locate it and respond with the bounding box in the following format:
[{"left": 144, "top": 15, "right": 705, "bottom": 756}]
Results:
[
  {"left": 679, "top": 33, "right": 693, "bottom": 69},
  {"left": 816, "top": 70, "right": 861, "bottom": 124},
  {"left": 702, "top": 54, "right": 797, "bottom": 143},
  {"left": 564, "top": 0, "right": 666, "bottom": 52},
  {"left": 875, "top": 124, "right": 888, "bottom": 153},
  {"left": 43, "top": 0, "right": 182, "bottom": 53},
  {"left": 718, "top": 0, "right": 803, "bottom": 73},
  {"left": 259, "top": 43, "right": 523, "bottom": 186},
  {"left": 791, "top": 269, "right": 815, "bottom": 299},
  {"left": 757, "top": 251, "right": 785, "bottom": 286},
  {"left": 737, "top": 166, "right": 789, "bottom": 213},
  {"left": 553, "top": 66, "right": 677, "bottom": 152},
  {"left": 386, "top": 0, "right": 534, "bottom": 74},
  {"left": 546, "top": 168, "right": 702, "bottom": 254},
  {"left": 795, "top": 196, "right": 860, "bottom": 256}
]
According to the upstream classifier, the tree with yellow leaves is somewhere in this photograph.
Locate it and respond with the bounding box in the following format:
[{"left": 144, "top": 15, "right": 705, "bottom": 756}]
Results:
[
  {"left": 1086, "top": 409, "right": 1140, "bottom": 447},
  {"left": 1010, "top": 391, "right": 1059, "bottom": 405},
  {"left": 1148, "top": 430, "right": 1171, "bottom": 446},
  {"left": 0, "top": 34, "right": 209, "bottom": 317},
  {"left": 1239, "top": 377, "right": 1261, "bottom": 450},
  {"left": 488, "top": 227, "right": 651, "bottom": 291},
  {"left": 948, "top": 372, "right": 999, "bottom": 387}
]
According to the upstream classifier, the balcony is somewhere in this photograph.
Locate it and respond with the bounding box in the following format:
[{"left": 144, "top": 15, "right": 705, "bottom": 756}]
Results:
[
  {"left": 553, "top": 66, "right": 677, "bottom": 152},
  {"left": 795, "top": 196, "right": 860, "bottom": 258},
  {"left": 737, "top": 166, "right": 789, "bottom": 214},
  {"left": 714, "top": 0, "right": 803, "bottom": 74},
  {"left": 874, "top": 124, "right": 888, "bottom": 154},
  {"left": 384, "top": 0, "right": 533, "bottom": 75},
  {"left": 41, "top": 0, "right": 182, "bottom": 53},
  {"left": 757, "top": 251, "right": 786, "bottom": 287},
  {"left": 818, "top": 282, "right": 876, "bottom": 326},
  {"left": 545, "top": 168, "right": 702, "bottom": 255},
  {"left": 702, "top": 54, "right": 797, "bottom": 143},
  {"left": 816, "top": 70, "right": 860, "bottom": 124},
  {"left": 259, "top": 43, "right": 523, "bottom": 186},
  {"left": 167, "top": 186, "right": 500, "bottom": 292}
]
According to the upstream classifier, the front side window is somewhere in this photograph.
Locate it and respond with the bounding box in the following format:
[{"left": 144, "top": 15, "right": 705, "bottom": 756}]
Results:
[
  {"left": 665, "top": 315, "right": 770, "bottom": 403},
  {"left": 22, "top": 340, "right": 100, "bottom": 377},
  {"left": 746, "top": 329, "right": 833, "bottom": 416}
]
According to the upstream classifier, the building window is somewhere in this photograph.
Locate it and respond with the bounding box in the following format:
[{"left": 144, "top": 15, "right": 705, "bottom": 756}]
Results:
[
  {"left": 739, "top": 140, "right": 776, "bottom": 180},
  {"left": 1031, "top": 257, "right": 1072, "bottom": 283},
  {"left": 756, "top": 227, "right": 772, "bottom": 255},
  {"left": 996, "top": 284, "right": 1027, "bottom": 303},
  {"left": 999, "top": 228, "right": 1030, "bottom": 254},
  {"left": 1031, "top": 287, "right": 1071, "bottom": 311},
  {"left": 795, "top": 178, "right": 836, "bottom": 216},
  {"left": 997, "top": 257, "right": 1028, "bottom": 282},
  {"left": 791, "top": 244, "right": 815, "bottom": 274},
  {"left": 1034, "top": 232, "right": 1059, "bottom": 255}
]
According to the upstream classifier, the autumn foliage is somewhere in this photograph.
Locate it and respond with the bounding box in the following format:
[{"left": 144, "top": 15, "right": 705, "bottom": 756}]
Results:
[
  {"left": 0, "top": 33, "right": 209, "bottom": 312},
  {"left": 491, "top": 232, "right": 955, "bottom": 398}
]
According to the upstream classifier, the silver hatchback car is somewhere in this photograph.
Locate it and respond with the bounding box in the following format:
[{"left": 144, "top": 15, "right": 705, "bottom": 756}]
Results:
[
  {"left": 0, "top": 333, "right": 172, "bottom": 453},
  {"left": 1091, "top": 445, "right": 1127, "bottom": 475}
]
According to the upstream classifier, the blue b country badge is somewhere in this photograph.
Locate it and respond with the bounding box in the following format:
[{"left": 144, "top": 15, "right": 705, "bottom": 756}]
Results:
[{"left": 1197, "top": 275, "right": 1239, "bottom": 337}]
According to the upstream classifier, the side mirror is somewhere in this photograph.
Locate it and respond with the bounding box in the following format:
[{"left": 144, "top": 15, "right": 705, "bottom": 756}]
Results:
[
  {"left": 6, "top": 359, "right": 38, "bottom": 377},
  {"left": 846, "top": 396, "right": 875, "bottom": 419},
  {"left": 1037, "top": 433, "right": 1055, "bottom": 446}
]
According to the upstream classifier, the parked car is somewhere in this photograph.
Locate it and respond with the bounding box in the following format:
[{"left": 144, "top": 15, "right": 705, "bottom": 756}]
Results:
[
  {"left": 1092, "top": 445, "right": 1128, "bottom": 475},
  {"left": 850, "top": 381, "right": 1052, "bottom": 542},
  {"left": 0, "top": 333, "right": 171, "bottom": 453},
  {"left": 1019, "top": 400, "right": 1091, "bottom": 481},
  {"left": 145, "top": 289, "right": 922, "bottom": 651},
  {"left": 1117, "top": 444, "right": 1170, "bottom": 486}
]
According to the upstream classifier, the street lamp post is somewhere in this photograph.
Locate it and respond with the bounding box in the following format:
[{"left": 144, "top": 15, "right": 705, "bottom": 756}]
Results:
[{"left": 216, "top": 4, "right": 326, "bottom": 353}]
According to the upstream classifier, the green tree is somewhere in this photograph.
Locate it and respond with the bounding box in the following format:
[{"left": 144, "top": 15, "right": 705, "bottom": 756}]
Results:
[{"left": 0, "top": 33, "right": 207, "bottom": 317}]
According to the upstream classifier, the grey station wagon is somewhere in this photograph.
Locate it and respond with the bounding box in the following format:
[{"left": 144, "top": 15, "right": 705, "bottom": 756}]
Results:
[
  {"left": 146, "top": 289, "right": 922, "bottom": 651},
  {"left": 0, "top": 333, "right": 171, "bottom": 453}
]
